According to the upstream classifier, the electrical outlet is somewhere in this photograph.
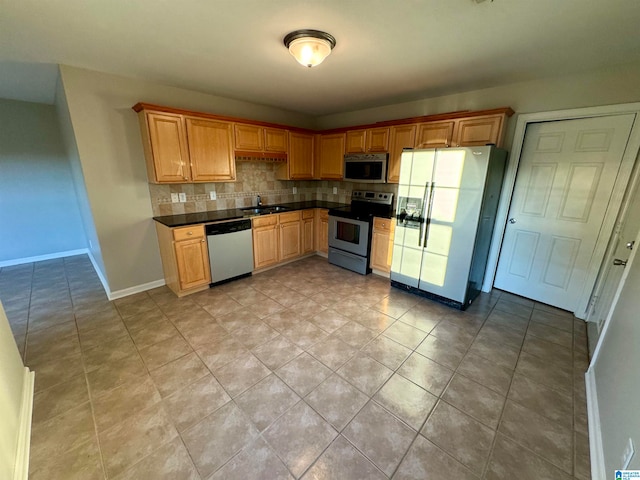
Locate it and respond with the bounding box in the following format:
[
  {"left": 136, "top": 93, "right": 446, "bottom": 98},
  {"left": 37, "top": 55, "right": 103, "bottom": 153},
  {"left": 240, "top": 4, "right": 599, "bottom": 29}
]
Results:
[
  {"left": 178, "top": 192, "right": 187, "bottom": 203},
  {"left": 622, "top": 438, "right": 635, "bottom": 469},
  {"left": 292, "top": 187, "right": 297, "bottom": 194},
  {"left": 171, "top": 193, "right": 179, "bottom": 203},
  {"left": 333, "top": 187, "right": 338, "bottom": 194},
  {"left": 209, "top": 191, "right": 217, "bottom": 200}
]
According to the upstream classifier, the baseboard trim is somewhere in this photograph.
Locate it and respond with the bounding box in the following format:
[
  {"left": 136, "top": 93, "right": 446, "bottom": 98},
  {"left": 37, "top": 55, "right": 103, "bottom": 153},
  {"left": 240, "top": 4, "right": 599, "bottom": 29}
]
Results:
[
  {"left": 86, "top": 251, "right": 112, "bottom": 298},
  {"left": 585, "top": 367, "right": 605, "bottom": 480},
  {"left": 108, "top": 279, "right": 166, "bottom": 301},
  {"left": 13, "top": 367, "right": 34, "bottom": 480},
  {"left": 0, "top": 249, "right": 88, "bottom": 267}
]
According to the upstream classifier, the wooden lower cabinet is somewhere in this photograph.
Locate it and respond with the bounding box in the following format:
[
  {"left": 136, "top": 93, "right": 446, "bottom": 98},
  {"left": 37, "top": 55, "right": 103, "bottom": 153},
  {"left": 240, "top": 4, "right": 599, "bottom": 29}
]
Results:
[
  {"left": 156, "top": 223, "right": 211, "bottom": 296},
  {"left": 370, "top": 217, "right": 395, "bottom": 273},
  {"left": 302, "top": 210, "right": 315, "bottom": 254},
  {"left": 316, "top": 209, "right": 329, "bottom": 254},
  {"left": 252, "top": 215, "right": 279, "bottom": 270},
  {"left": 279, "top": 211, "right": 302, "bottom": 261}
]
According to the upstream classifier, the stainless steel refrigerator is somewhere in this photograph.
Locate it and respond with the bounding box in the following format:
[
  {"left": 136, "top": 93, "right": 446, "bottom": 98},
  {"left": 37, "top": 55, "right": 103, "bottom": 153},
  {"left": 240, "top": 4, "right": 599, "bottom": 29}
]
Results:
[{"left": 390, "top": 146, "right": 506, "bottom": 309}]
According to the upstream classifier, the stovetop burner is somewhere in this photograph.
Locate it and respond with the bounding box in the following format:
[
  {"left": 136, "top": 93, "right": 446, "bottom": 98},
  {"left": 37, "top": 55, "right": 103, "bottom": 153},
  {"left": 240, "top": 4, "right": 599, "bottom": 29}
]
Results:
[{"left": 329, "top": 190, "right": 394, "bottom": 221}]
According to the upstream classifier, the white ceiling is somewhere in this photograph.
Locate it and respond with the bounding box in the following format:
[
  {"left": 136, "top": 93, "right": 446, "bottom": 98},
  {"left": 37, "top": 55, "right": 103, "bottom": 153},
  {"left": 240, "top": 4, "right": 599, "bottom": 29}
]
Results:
[{"left": 1, "top": 0, "right": 639, "bottom": 116}]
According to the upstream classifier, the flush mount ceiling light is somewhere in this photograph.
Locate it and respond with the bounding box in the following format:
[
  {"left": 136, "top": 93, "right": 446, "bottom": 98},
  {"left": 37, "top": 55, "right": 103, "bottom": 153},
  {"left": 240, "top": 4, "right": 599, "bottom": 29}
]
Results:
[{"left": 283, "top": 29, "right": 336, "bottom": 68}]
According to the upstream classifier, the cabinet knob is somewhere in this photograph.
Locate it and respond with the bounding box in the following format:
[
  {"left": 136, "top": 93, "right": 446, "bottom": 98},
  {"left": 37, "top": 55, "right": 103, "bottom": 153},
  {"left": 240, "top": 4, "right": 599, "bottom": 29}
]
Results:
[{"left": 187, "top": 231, "right": 193, "bottom": 235}]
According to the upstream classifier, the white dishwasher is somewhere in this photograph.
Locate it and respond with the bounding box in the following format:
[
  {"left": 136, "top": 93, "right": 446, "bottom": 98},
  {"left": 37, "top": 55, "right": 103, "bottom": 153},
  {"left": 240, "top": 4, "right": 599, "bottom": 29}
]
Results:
[{"left": 206, "top": 219, "right": 254, "bottom": 285}]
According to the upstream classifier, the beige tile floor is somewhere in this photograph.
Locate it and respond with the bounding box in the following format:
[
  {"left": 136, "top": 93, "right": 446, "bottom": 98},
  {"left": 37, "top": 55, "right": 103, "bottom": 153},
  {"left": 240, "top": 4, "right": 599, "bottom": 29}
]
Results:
[{"left": 0, "top": 254, "right": 591, "bottom": 479}]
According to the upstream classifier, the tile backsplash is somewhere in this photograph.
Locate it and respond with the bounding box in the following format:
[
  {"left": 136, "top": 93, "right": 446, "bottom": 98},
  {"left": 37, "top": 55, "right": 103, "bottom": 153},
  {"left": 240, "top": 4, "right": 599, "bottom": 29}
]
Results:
[{"left": 148, "top": 161, "right": 398, "bottom": 216}]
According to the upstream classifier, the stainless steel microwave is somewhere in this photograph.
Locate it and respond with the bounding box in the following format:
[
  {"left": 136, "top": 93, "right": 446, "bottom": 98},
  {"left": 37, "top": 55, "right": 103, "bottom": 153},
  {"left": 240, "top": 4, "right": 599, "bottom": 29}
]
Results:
[{"left": 343, "top": 153, "right": 388, "bottom": 183}]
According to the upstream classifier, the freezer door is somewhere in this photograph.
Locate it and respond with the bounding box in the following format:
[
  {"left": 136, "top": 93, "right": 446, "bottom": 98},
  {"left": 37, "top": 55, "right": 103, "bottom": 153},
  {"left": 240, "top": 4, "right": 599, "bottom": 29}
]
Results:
[
  {"left": 392, "top": 149, "right": 436, "bottom": 286},
  {"left": 418, "top": 147, "right": 490, "bottom": 302}
]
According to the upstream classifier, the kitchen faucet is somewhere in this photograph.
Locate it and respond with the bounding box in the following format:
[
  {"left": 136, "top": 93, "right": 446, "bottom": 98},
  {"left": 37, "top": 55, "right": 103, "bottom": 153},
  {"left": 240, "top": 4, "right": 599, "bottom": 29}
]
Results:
[{"left": 257, "top": 194, "right": 262, "bottom": 206}]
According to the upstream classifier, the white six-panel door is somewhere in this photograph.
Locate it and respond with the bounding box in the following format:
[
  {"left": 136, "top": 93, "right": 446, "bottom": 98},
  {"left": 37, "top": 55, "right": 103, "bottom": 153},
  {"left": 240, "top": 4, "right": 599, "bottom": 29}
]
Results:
[{"left": 494, "top": 114, "right": 635, "bottom": 311}]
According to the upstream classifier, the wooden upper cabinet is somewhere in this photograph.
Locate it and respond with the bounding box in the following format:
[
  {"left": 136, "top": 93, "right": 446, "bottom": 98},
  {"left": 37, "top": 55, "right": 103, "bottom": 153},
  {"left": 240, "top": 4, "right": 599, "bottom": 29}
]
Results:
[
  {"left": 452, "top": 114, "right": 505, "bottom": 147},
  {"left": 345, "top": 127, "right": 389, "bottom": 153},
  {"left": 234, "top": 124, "right": 263, "bottom": 152},
  {"left": 234, "top": 123, "right": 288, "bottom": 155},
  {"left": 185, "top": 117, "right": 235, "bottom": 182},
  {"left": 141, "top": 112, "right": 190, "bottom": 183},
  {"left": 366, "top": 127, "right": 390, "bottom": 152},
  {"left": 345, "top": 129, "right": 366, "bottom": 153},
  {"left": 264, "top": 128, "right": 288, "bottom": 153},
  {"left": 387, "top": 124, "right": 416, "bottom": 184},
  {"left": 416, "top": 121, "right": 455, "bottom": 149},
  {"left": 280, "top": 132, "right": 314, "bottom": 180},
  {"left": 317, "top": 133, "right": 346, "bottom": 180}
]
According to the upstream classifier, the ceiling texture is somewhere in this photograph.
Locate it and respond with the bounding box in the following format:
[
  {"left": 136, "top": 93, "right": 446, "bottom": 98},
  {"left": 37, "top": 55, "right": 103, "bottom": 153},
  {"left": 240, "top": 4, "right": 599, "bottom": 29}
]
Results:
[{"left": 1, "top": 0, "right": 640, "bottom": 116}]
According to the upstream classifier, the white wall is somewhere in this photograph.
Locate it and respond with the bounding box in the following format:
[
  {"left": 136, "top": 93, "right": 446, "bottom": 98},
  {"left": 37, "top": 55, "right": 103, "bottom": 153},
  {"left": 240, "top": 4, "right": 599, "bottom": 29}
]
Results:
[
  {"left": 591, "top": 223, "right": 640, "bottom": 473},
  {"left": 316, "top": 62, "right": 640, "bottom": 150},
  {"left": 54, "top": 78, "right": 106, "bottom": 279},
  {"left": 58, "top": 66, "right": 316, "bottom": 293},
  {"left": 0, "top": 301, "right": 32, "bottom": 480},
  {"left": 0, "top": 98, "right": 86, "bottom": 263}
]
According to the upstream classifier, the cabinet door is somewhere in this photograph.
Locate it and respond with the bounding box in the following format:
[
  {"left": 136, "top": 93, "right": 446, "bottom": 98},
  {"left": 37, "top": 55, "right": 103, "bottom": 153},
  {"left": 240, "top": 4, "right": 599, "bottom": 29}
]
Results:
[
  {"left": 253, "top": 225, "right": 279, "bottom": 269},
  {"left": 234, "top": 124, "right": 263, "bottom": 152},
  {"left": 345, "top": 129, "right": 366, "bottom": 153},
  {"left": 288, "top": 132, "right": 314, "bottom": 179},
  {"left": 453, "top": 114, "right": 504, "bottom": 147},
  {"left": 317, "top": 133, "right": 346, "bottom": 179},
  {"left": 387, "top": 125, "right": 416, "bottom": 183},
  {"left": 174, "top": 237, "right": 210, "bottom": 290},
  {"left": 146, "top": 112, "right": 190, "bottom": 183},
  {"left": 302, "top": 216, "right": 314, "bottom": 254},
  {"left": 279, "top": 213, "right": 301, "bottom": 261},
  {"left": 370, "top": 217, "right": 394, "bottom": 272},
  {"left": 315, "top": 209, "right": 329, "bottom": 253},
  {"left": 366, "top": 127, "right": 390, "bottom": 152},
  {"left": 264, "top": 128, "right": 288, "bottom": 153},
  {"left": 185, "top": 117, "right": 235, "bottom": 182},
  {"left": 416, "top": 121, "right": 455, "bottom": 148}
]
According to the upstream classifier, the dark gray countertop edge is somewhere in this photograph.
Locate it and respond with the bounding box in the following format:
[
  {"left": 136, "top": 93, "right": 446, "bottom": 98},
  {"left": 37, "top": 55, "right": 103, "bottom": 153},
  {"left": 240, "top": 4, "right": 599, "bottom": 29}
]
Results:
[{"left": 153, "top": 200, "right": 350, "bottom": 228}]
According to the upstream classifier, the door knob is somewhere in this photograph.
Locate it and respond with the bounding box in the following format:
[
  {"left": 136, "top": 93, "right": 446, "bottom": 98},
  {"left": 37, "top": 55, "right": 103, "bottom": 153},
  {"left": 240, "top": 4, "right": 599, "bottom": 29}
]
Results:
[
  {"left": 626, "top": 241, "right": 635, "bottom": 250},
  {"left": 613, "top": 258, "right": 628, "bottom": 267},
  {"left": 509, "top": 218, "right": 516, "bottom": 224}
]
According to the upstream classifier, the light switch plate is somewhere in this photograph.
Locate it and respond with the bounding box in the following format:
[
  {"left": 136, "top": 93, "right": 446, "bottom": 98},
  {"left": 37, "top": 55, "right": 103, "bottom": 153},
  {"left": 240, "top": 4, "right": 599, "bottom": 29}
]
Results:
[
  {"left": 171, "top": 193, "right": 179, "bottom": 203},
  {"left": 333, "top": 187, "right": 338, "bottom": 194},
  {"left": 209, "top": 191, "right": 217, "bottom": 200},
  {"left": 292, "top": 187, "right": 297, "bottom": 194},
  {"left": 178, "top": 192, "right": 187, "bottom": 203}
]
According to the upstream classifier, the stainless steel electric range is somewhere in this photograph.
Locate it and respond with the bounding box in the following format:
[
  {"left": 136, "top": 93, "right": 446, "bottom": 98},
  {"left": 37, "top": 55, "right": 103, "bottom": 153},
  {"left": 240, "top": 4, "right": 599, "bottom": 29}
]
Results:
[{"left": 328, "top": 190, "right": 394, "bottom": 275}]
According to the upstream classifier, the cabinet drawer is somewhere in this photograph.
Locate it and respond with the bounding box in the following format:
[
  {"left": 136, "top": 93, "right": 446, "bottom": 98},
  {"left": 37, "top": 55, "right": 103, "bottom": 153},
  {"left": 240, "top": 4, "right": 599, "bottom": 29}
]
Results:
[
  {"left": 173, "top": 225, "right": 204, "bottom": 241},
  {"left": 373, "top": 217, "right": 392, "bottom": 232},
  {"left": 252, "top": 215, "right": 278, "bottom": 228},
  {"left": 318, "top": 209, "right": 329, "bottom": 220},
  {"left": 279, "top": 211, "right": 301, "bottom": 224},
  {"left": 302, "top": 209, "right": 315, "bottom": 220}
]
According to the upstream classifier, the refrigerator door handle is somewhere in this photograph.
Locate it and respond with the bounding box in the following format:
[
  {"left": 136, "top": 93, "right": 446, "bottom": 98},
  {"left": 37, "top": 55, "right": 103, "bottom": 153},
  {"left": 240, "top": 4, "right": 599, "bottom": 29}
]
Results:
[
  {"left": 423, "top": 181, "right": 436, "bottom": 249},
  {"left": 418, "top": 182, "right": 430, "bottom": 247}
]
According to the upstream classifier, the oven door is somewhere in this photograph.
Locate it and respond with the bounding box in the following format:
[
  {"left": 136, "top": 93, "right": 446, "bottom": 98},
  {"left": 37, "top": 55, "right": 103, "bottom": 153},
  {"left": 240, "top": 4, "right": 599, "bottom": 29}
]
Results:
[{"left": 328, "top": 215, "right": 370, "bottom": 257}]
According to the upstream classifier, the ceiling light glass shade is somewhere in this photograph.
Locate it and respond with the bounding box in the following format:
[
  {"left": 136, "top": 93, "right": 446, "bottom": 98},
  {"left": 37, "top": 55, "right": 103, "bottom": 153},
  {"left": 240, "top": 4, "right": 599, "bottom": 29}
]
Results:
[{"left": 283, "top": 30, "right": 336, "bottom": 68}]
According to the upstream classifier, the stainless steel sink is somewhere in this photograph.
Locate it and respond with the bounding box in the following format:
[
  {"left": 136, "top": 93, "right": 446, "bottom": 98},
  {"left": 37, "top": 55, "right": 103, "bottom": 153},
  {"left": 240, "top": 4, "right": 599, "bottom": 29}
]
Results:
[
  {"left": 241, "top": 207, "right": 267, "bottom": 214},
  {"left": 241, "top": 205, "right": 291, "bottom": 215}
]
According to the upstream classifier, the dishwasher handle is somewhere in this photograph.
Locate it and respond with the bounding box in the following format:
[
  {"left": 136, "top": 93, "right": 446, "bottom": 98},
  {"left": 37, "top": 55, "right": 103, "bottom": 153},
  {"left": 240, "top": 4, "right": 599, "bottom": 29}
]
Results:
[{"left": 205, "top": 219, "right": 252, "bottom": 236}]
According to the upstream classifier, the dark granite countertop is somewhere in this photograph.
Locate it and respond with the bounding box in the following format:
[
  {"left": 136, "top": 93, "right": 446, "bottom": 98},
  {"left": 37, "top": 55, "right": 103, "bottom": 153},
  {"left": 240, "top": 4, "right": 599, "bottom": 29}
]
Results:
[{"left": 153, "top": 200, "right": 349, "bottom": 228}]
